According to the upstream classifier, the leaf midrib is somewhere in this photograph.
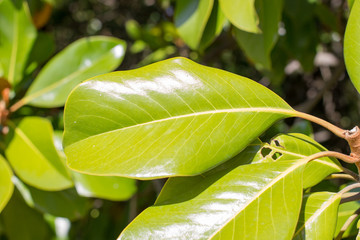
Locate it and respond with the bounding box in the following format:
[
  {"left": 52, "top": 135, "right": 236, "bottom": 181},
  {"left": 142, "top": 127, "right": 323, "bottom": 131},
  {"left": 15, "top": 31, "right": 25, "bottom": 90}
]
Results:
[
  {"left": 208, "top": 159, "right": 307, "bottom": 239},
  {"left": 65, "top": 107, "right": 296, "bottom": 147},
  {"left": 293, "top": 193, "right": 340, "bottom": 237}
]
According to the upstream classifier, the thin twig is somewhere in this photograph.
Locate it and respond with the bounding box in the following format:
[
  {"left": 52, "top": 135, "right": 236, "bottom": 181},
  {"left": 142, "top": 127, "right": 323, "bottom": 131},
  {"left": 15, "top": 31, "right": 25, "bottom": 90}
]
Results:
[
  {"left": 338, "top": 183, "right": 360, "bottom": 195},
  {"left": 341, "top": 192, "right": 360, "bottom": 204},
  {"left": 326, "top": 173, "right": 357, "bottom": 182},
  {"left": 342, "top": 167, "right": 360, "bottom": 182}
]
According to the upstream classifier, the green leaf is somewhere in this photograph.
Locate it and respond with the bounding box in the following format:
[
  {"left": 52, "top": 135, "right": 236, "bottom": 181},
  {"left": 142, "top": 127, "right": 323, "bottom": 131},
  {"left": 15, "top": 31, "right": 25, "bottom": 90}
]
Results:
[
  {"left": 348, "top": 0, "right": 355, "bottom": 10},
  {"left": 72, "top": 172, "right": 137, "bottom": 201},
  {"left": 25, "top": 32, "right": 55, "bottom": 74},
  {"left": 20, "top": 36, "right": 126, "bottom": 108},
  {"left": 344, "top": 0, "right": 360, "bottom": 94},
  {"left": 293, "top": 192, "right": 341, "bottom": 240},
  {"left": 1, "top": 189, "right": 54, "bottom": 240},
  {"left": 63, "top": 57, "right": 295, "bottom": 179},
  {"left": 118, "top": 144, "right": 306, "bottom": 239},
  {"left": 0, "top": 155, "right": 13, "bottom": 213},
  {"left": 0, "top": 0, "right": 37, "bottom": 86},
  {"left": 54, "top": 130, "right": 137, "bottom": 201},
  {"left": 334, "top": 201, "right": 360, "bottom": 238},
  {"left": 174, "top": 0, "right": 214, "bottom": 49},
  {"left": 254, "top": 133, "right": 342, "bottom": 188},
  {"left": 199, "top": 0, "right": 227, "bottom": 50},
  {"left": 282, "top": 0, "right": 318, "bottom": 72},
  {"left": 234, "top": 0, "right": 283, "bottom": 70},
  {"left": 26, "top": 186, "right": 90, "bottom": 220},
  {"left": 219, "top": 0, "right": 260, "bottom": 33},
  {"left": 6, "top": 117, "right": 73, "bottom": 190}
]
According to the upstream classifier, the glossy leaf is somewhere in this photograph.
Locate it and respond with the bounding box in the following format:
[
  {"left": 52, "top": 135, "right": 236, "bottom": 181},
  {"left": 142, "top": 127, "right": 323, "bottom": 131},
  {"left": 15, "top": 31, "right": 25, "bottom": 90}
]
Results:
[
  {"left": 293, "top": 192, "right": 341, "bottom": 240},
  {"left": 20, "top": 36, "right": 126, "bottom": 108},
  {"left": 1, "top": 189, "right": 54, "bottom": 240},
  {"left": 0, "top": 0, "right": 37, "bottom": 85},
  {"left": 0, "top": 155, "right": 13, "bottom": 213},
  {"left": 254, "top": 133, "right": 342, "bottom": 188},
  {"left": 174, "top": 0, "right": 214, "bottom": 49},
  {"left": 234, "top": 0, "right": 283, "bottom": 70},
  {"left": 64, "top": 57, "right": 295, "bottom": 179},
  {"left": 54, "top": 131, "right": 137, "bottom": 201},
  {"left": 118, "top": 144, "right": 306, "bottom": 239},
  {"left": 6, "top": 117, "right": 73, "bottom": 190},
  {"left": 72, "top": 172, "right": 137, "bottom": 201},
  {"left": 344, "top": 0, "right": 360, "bottom": 93},
  {"left": 219, "top": 0, "right": 260, "bottom": 33}
]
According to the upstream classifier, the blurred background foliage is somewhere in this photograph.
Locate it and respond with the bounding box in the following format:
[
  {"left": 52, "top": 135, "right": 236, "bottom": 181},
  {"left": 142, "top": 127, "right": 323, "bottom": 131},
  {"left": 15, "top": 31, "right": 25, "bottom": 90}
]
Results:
[{"left": 1, "top": 0, "right": 360, "bottom": 239}]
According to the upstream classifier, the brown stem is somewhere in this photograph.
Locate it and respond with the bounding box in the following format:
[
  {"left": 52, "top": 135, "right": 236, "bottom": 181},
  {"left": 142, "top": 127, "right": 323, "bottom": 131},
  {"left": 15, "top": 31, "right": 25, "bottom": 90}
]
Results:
[
  {"left": 306, "top": 151, "right": 358, "bottom": 164},
  {"left": 326, "top": 173, "right": 357, "bottom": 182},
  {"left": 293, "top": 111, "right": 346, "bottom": 138},
  {"left": 341, "top": 192, "right": 360, "bottom": 204}
]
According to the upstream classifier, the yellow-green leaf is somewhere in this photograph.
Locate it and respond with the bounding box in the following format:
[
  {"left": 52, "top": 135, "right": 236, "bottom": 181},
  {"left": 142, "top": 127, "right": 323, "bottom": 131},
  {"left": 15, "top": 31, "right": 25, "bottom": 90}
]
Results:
[
  {"left": 0, "top": 155, "right": 13, "bottom": 213},
  {"left": 6, "top": 117, "right": 73, "bottom": 191},
  {"left": 0, "top": 0, "right": 37, "bottom": 86},
  {"left": 219, "top": 0, "right": 260, "bottom": 33},
  {"left": 64, "top": 57, "right": 295, "bottom": 179},
  {"left": 344, "top": 0, "right": 360, "bottom": 93}
]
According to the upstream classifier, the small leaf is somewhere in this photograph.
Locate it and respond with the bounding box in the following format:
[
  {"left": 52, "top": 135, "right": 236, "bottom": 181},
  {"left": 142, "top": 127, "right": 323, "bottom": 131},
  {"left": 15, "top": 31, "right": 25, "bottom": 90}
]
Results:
[
  {"left": 20, "top": 36, "right": 126, "bottom": 108},
  {"left": 234, "top": 0, "right": 284, "bottom": 70},
  {"left": 174, "top": 0, "right": 214, "bottom": 49},
  {"left": 219, "top": 0, "right": 260, "bottom": 33},
  {"left": 255, "top": 133, "right": 342, "bottom": 188},
  {"left": 64, "top": 57, "right": 295, "bottom": 179},
  {"left": 118, "top": 144, "right": 306, "bottom": 239},
  {"left": 0, "top": 0, "right": 37, "bottom": 86},
  {"left": 344, "top": 0, "right": 360, "bottom": 93},
  {"left": 293, "top": 192, "right": 341, "bottom": 240},
  {"left": 199, "top": 0, "right": 227, "bottom": 50},
  {"left": 0, "top": 155, "right": 13, "bottom": 213},
  {"left": 6, "top": 117, "right": 73, "bottom": 190},
  {"left": 334, "top": 201, "right": 360, "bottom": 238},
  {"left": 54, "top": 130, "right": 137, "bottom": 201}
]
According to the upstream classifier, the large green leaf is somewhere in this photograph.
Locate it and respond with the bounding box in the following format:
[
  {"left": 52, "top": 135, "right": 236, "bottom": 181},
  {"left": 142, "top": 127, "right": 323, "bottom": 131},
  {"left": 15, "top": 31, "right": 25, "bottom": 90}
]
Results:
[
  {"left": 254, "top": 133, "right": 342, "bottom": 188},
  {"left": 54, "top": 130, "right": 137, "bottom": 201},
  {"left": 344, "top": 0, "right": 360, "bottom": 93},
  {"left": 0, "top": 155, "right": 13, "bottom": 213},
  {"left": 18, "top": 36, "right": 126, "bottom": 108},
  {"left": 293, "top": 192, "right": 341, "bottom": 240},
  {"left": 118, "top": 144, "right": 306, "bottom": 239},
  {"left": 219, "top": 0, "right": 260, "bottom": 33},
  {"left": 1, "top": 189, "right": 54, "bottom": 240},
  {"left": 63, "top": 57, "right": 295, "bottom": 179},
  {"left": 234, "top": 0, "right": 283, "bottom": 70},
  {"left": 6, "top": 117, "right": 73, "bottom": 190},
  {"left": 174, "top": 0, "right": 214, "bottom": 49},
  {"left": 0, "top": 0, "right": 37, "bottom": 85}
]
